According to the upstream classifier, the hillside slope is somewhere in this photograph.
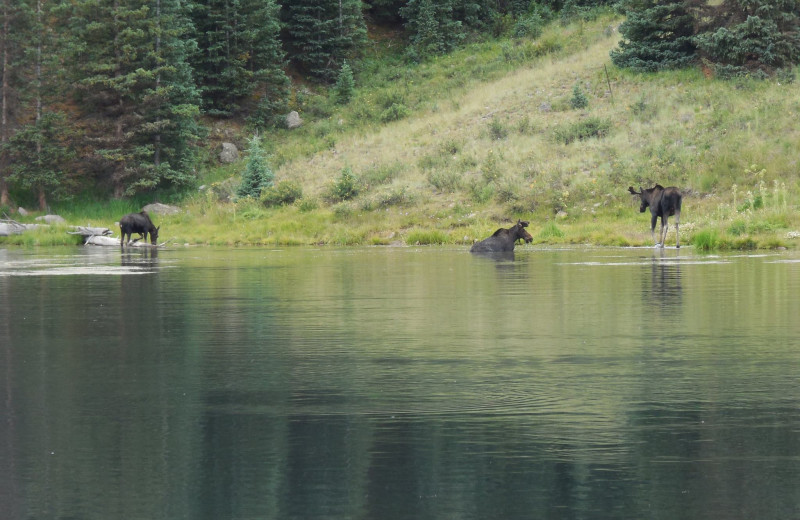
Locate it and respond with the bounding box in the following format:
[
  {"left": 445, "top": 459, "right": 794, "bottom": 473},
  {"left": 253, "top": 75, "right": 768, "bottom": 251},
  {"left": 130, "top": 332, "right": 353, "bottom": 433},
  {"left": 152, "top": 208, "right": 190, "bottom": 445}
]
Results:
[{"left": 42, "top": 14, "right": 800, "bottom": 249}]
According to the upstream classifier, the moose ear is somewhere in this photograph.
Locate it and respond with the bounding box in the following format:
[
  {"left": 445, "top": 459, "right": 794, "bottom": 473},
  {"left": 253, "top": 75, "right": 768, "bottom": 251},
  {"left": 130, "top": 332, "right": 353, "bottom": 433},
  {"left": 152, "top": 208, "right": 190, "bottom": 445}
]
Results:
[{"left": 156, "top": 225, "right": 161, "bottom": 231}]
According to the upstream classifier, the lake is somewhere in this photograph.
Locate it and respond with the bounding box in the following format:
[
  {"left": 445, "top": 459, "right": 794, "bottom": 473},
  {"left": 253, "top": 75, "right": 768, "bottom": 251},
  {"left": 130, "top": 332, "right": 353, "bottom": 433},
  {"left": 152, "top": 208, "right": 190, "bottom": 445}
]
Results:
[{"left": 2, "top": 245, "right": 800, "bottom": 520}]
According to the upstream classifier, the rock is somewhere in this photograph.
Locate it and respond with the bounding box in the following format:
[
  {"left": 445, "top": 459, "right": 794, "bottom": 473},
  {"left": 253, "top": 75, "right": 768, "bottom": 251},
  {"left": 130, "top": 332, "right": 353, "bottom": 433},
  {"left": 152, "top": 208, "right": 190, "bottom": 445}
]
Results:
[
  {"left": 36, "top": 214, "right": 66, "bottom": 224},
  {"left": 219, "top": 142, "right": 239, "bottom": 164},
  {"left": 18, "top": 207, "right": 29, "bottom": 216},
  {"left": 142, "top": 203, "right": 181, "bottom": 215},
  {"left": 286, "top": 111, "right": 303, "bottom": 129}
]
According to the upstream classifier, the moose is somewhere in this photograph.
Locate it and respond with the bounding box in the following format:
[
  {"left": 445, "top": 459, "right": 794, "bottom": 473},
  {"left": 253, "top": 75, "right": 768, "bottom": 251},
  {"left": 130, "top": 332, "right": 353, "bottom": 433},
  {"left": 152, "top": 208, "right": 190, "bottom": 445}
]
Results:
[
  {"left": 119, "top": 211, "right": 160, "bottom": 247},
  {"left": 628, "top": 185, "right": 682, "bottom": 248},
  {"left": 470, "top": 220, "right": 533, "bottom": 253}
]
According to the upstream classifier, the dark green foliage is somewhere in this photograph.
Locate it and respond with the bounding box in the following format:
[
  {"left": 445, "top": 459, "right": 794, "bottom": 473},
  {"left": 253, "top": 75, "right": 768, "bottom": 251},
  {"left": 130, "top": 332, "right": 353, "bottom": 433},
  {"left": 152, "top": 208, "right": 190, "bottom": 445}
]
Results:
[
  {"left": 261, "top": 180, "right": 303, "bottom": 206},
  {"left": 4, "top": 112, "right": 76, "bottom": 204},
  {"left": 613, "top": 0, "right": 800, "bottom": 75},
  {"left": 68, "top": 0, "right": 201, "bottom": 197},
  {"left": 380, "top": 103, "right": 410, "bottom": 122},
  {"left": 284, "top": 0, "right": 367, "bottom": 82},
  {"left": 400, "top": 0, "right": 465, "bottom": 60},
  {"left": 334, "top": 61, "right": 356, "bottom": 104},
  {"left": 192, "top": 0, "right": 289, "bottom": 122},
  {"left": 570, "top": 83, "right": 589, "bottom": 109},
  {"left": 237, "top": 136, "right": 274, "bottom": 199},
  {"left": 611, "top": 1, "right": 696, "bottom": 72},
  {"left": 553, "top": 117, "right": 612, "bottom": 144},
  {"left": 694, "top": 0, "right": 800, "bottom": 76},
  {"left": 328, "top": 167, "right": 360, "bottom": 202}
]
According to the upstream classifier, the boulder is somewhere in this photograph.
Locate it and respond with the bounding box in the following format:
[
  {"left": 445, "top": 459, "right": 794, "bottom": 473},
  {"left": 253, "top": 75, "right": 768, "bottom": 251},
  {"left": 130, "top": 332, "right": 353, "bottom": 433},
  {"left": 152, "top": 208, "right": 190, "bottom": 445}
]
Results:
[
  {"left": 286, "top": 111, "right": 303, "bottom": 129},
  {"left": 142, "top": 202, "right": 181, "bottom": 215},
  {"left": 35, "top": 214, "right": 66, "bottom": 224},
  {"left": 219, "top": 142, "right": 239, "bottom": 164}
]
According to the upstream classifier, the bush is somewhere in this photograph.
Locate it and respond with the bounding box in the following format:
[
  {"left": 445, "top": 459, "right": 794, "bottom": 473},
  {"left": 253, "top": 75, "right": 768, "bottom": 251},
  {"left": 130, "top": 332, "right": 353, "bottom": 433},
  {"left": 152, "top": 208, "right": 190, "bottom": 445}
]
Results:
[
  {"left": 570, "top": 83, "right": 589, "bottom": 109},
  {"left": 237, "top": 136, "right": 274, "bottom": 199},
  {"left": 428, "top": 170, "right": 462, "bottom": 192},
  {"left": 261, "top": 180, "right": 303, "bottom": 207},
  {"left": 380, "top": 103, "right": 410, "bottom": 122},
  {"left": 334, "top": 61, "right": 355, "bottom": 104},
  {"left": 513, "top": 14, "right": 544, "bottom": 39},
  {"left": 327, "top": 167, "right": 360, "bottom": 202},
  {"left": 297, "top": 198, "right": 319, "bottom": 212},
  {"left": 553, "top": 117, "right": 612, "bottom": 144}
]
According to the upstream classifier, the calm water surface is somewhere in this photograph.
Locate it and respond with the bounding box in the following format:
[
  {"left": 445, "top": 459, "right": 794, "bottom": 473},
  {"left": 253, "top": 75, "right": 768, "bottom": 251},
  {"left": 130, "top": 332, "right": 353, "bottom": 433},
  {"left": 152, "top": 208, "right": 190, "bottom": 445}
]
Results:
[{"left": 2, "top": 245, "right": 800, "bottom": 519}]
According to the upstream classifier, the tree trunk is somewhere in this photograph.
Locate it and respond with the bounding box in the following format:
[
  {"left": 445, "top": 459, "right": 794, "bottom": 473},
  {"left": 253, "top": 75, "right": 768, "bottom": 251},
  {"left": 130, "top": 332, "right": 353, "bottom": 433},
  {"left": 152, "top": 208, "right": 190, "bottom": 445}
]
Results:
[{"left": 0, "top": 0, "right": 10, "bottom": 207}]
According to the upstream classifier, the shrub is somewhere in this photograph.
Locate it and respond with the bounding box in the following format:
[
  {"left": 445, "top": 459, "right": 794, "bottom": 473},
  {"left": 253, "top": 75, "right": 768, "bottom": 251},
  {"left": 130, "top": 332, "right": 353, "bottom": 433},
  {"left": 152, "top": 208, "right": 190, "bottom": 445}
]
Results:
[
  {"left": 334, "top": 61, "right": 355, "bottom": 104},
  {"left": 513, "top": 14, "right": 544, "bottom": 39},
  {"left": 570, "top": 83, "right": 589, "bottom": 109},
  {"left": 428, "top": 170, "right": 462, "bottom": 192},
  {"left": 261, "top": 180, "right": 303, "bottom": 207},
  {"left": 553, "top": 117, "right": 612, "bottom": 144},
  {"left": 488, "top": 117, "right": 509, "bottom": 140},
  {"left": 380, "top": 103, "right": 410, "bottom": 122},
  {"left": 327, "top": 167, "right": 360, "bottom": 202},
  {"left": 237, "top": 136, "right": 274, "bottom": 199},
  {"left": 297, "top": 198, "right": 319, "bottom": 213}
]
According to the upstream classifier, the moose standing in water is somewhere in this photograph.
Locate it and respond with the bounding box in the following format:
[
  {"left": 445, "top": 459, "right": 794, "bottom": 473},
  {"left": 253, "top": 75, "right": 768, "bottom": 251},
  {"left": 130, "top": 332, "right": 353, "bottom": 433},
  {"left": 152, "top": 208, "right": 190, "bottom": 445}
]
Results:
[
  {"left": 628, "top": 185, "right": 682, "bottom": 248},
  {"left": 470, "top": 219, "right": 533, "bottom": 253},
  {"left": 119, "top": 211, "right": 160, "bottom": 247}
]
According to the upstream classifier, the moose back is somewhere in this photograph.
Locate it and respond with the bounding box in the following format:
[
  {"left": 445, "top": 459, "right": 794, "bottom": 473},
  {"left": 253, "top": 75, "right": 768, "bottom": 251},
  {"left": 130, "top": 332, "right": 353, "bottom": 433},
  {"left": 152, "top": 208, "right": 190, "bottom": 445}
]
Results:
[
  {"left": 628, "top": 185, "right": 682, "bottom": 248},
  {"left": 470, "top": 220, "right": 533, "bottom": 253},
  {"left": 119, "top": 211, "right": 160, "bottom": 246}
]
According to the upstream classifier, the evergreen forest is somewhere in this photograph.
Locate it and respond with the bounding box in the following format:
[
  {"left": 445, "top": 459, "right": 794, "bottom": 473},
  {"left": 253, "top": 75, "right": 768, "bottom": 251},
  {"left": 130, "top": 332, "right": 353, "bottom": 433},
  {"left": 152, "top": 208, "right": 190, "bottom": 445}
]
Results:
[{"left": 1, "top": 0, "right": 799, "bottom": 248}]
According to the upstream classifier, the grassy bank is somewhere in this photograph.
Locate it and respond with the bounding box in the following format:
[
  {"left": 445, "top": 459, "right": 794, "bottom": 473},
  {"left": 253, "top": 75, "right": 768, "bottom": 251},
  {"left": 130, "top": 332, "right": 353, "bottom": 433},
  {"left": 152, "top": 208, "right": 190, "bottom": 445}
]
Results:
[{"left": 4, "top": 13, "right": 800, "bottom": 250}]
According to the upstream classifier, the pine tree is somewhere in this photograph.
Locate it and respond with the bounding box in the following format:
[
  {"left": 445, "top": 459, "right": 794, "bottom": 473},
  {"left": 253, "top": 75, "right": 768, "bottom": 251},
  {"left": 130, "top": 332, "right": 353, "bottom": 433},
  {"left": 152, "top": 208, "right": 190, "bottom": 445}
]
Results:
[
  {"left": 0, "top": 0, "right": 32, "bottom": 208},
  {"left": 67, "top": 0, "right": 201, "bottom": 197},
  {"left": 284, "top": 0, "right": 366, "bottom": 82},
  {"left": 243, "top": 0, "right": 290, "bottom": 129},
  {"left": 237, "top": 135, "right": 274, "bottom": 199},
  {"left": 610, "top": 1, "right": 697, "bottom": 72},
  {"left": 191, "top": 0, "right": 289, "bottom": 121},
  {"left": 334, "top": 60, "right": 355, "bottom": 104},
  {"left": 694, "top": 0, "right": 800, "bottom": 77},
  {"left": 400, "top": 0, "right": 464, "bottom": 61},
  {"left": 6, "top": 112, "right": 76, "bottom": 207}
]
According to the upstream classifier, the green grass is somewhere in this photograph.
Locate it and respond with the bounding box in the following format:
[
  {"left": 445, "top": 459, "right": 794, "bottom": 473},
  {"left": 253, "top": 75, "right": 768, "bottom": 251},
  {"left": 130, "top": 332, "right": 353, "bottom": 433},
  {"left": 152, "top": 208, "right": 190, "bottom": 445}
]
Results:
[{"left": 4, "top": 12, "right": 800, "bottom": 251}]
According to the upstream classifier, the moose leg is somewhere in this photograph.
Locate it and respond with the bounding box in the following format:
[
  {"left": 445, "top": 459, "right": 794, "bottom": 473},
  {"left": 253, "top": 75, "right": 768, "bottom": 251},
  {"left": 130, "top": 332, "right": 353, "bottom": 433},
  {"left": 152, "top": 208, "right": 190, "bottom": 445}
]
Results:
[
  {"left": 660, "top": 216, "right": 669, "bottom": 248},
  {"left": 674, "top": 210, "right": 681, "bottom": 248},
  {"left": 650, "top": 214, "right": 659, "bottom": 247}
]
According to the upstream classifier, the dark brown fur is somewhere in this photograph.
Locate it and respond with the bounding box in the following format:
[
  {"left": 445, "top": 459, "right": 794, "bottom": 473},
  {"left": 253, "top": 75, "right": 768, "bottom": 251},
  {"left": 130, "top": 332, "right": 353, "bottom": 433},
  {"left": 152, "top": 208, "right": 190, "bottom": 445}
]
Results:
[
  {"left": 470, "top": 220, "right": 533, "bottom": 253},
  {"left": 628, "top": 185, "right": 682, "bottom": 248},
  {"left": 120, "top": 211, "right": 160, "bottom": 246}
]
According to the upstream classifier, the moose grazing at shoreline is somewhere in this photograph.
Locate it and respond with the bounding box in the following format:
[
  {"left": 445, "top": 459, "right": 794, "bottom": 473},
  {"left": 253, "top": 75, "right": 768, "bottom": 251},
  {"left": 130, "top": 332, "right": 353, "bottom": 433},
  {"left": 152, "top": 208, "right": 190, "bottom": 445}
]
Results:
[
  {"left": 470, "top": 220, "right": 533, "bottom": 253},
  {"left": 628, "top": 185, "right": 682, "bottom": 248},
  {"left": 119, "top": 211, "right": 160, "bottom": 247}
]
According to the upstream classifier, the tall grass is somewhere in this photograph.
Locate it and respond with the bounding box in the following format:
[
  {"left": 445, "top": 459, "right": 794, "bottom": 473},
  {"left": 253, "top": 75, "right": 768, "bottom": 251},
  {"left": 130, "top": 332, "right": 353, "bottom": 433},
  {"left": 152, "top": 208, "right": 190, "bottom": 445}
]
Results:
[{"left": 4, "top": 11, "right": 800, "bottom": 250}]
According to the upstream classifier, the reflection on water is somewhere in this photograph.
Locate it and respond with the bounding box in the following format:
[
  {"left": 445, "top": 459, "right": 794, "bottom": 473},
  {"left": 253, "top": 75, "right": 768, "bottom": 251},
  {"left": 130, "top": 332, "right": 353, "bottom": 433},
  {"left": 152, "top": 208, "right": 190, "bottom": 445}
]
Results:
[
  {"left": 646, "top": 248, "right": 683, "bottom": 309},
  {"left": 2, "top": 246, "right": 800, "bottom": 520}
]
